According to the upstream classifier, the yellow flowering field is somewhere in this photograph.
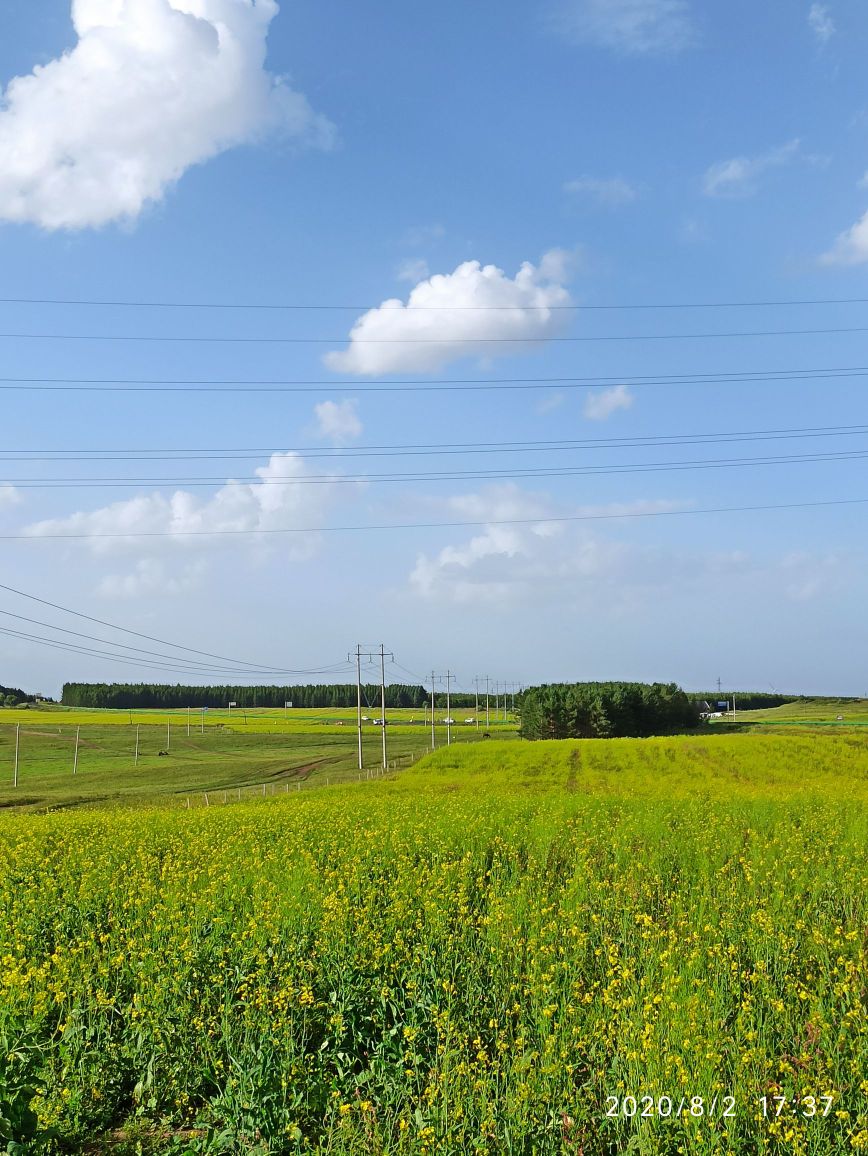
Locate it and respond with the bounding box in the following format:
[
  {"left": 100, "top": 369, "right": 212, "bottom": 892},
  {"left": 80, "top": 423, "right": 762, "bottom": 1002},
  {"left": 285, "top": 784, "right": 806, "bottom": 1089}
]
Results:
[{"left": 1, "top": 734, "right": 866, "bottom": 1154}]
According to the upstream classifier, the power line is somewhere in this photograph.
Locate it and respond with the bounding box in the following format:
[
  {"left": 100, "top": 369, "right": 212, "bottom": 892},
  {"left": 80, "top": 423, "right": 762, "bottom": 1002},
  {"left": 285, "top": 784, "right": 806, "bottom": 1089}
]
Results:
[
  {"left": 4, "top": 421, "right": 868, "bottom": 461},
  {"left": 0, "top": 325, "right": 867, "bottom": 345},
  {"left": 0, "top": 607, "right": 351, "bottom": 677},
  {"left": 5, "top": 445, "right": 868, "bottom": 487},
  {"left": 2, "top": 293, "right": 868, "bottom": 311},
  {"left": 3, "top": 496, "right": 867, "bottom": 541},
  {"left": 1, "top": 365, "right": 867, "bottom": 393},
  {"left": 0, "top": 580, "right": 353, "bottom": 675}
]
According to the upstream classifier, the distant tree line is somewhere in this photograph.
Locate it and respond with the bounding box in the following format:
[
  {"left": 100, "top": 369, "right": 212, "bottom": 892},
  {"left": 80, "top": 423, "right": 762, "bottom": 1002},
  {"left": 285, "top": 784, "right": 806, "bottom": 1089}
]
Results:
[
  {"left": 0, "top": 683, "right": 32, "bottom": 707},
  {"left": 60, "top": 682, "right": 467, "bottom": 710},
  {"left": 518, "top": 682, "right": 700, "bottom": 740},
  {"left": 691, "top": 692, "right": 804, "bottom": 711}
]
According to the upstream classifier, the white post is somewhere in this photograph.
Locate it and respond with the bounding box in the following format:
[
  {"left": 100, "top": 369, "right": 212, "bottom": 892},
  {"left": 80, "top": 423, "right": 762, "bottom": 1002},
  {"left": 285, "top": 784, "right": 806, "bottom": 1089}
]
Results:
[
  {"left": 13, "top": 723, "right": 20, "bottom": 787},
  {"left": 201, "top": 708, "right": 205, "bottom": 734},
  {"left": 446, "top": 670, "right": 452, "bottom": 746},
  {"left": 73, "top": 725, "right": 80, "bottom": 776},
  {"left": 166, "top": 718, "right": 170, "bottom": 752},
  {"left": 135, "top": 725, "right": 140, "bottom": 766},
  {"left": 475, "top": 678, "right": 479, "bottom": 731},
  {"left": 430, "top": 672, "right": 436, "bottom": 750},
  {"left": 187, "top": 706, "right": 191, "bottom": 737},
  {"left": 485, "top": 676, "right": 490, "bottom": 729}
]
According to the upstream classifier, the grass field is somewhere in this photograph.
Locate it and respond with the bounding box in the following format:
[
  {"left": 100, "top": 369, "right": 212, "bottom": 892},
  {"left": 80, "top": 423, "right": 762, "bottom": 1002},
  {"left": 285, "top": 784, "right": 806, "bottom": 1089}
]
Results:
[
  {"left": 1, "top": 730, "right": 866, "bottom": 1154},
  {"left": 0, "top": 711, "right": 512, "bottom": 811},
  {"left": 721, "top": 698, "right": 868, "bottom": 729}
]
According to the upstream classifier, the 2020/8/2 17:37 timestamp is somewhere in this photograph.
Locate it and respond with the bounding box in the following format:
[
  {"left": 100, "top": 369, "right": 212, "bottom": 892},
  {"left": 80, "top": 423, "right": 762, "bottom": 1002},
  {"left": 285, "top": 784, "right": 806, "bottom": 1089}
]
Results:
[{"left": 759, "top": 1095, "right": 834, "bottom": 1118}]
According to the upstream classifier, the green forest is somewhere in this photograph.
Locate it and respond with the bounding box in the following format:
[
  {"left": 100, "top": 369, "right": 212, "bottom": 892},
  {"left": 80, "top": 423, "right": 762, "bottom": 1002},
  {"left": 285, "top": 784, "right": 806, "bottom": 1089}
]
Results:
[
  {"left": 519, "top": 681, "right": 700, "bottom": 739},
  {"left": 59, "top": 682, "right": 480, "bottom": 710}
]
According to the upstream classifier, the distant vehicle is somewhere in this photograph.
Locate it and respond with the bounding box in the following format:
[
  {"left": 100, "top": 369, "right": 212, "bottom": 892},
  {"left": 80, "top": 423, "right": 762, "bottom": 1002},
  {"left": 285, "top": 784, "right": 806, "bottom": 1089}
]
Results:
[
  {"left": 443, "top": 717, "right": 454, "bottom": 724},
  {"left": 464, "top": 718, "right": 475, "bottom": 724},
  {"left": 361, "top": 715, "right": 369, "bottom": 721}
]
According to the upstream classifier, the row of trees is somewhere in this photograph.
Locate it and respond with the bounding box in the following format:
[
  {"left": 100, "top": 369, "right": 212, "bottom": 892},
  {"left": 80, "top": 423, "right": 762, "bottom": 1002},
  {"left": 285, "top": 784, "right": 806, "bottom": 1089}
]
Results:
[
  {"left": 690, "top": 691, "right": 801, "bottom": 711},
  {"left": 0, "top": 684, "right": 31, "bottom": 707},
  {"left": 60, "top": 682, "right": 453, "bottom": 710},
  {"left": 518, "top": 682, "right": 700, "bottom": 740}
]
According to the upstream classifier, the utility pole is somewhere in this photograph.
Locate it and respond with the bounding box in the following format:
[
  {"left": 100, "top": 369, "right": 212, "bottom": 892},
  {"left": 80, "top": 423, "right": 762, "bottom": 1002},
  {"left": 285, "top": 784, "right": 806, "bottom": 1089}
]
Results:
[
  {"left": 474, "top": 677, "right": 481, "bottom": 731},
  {"left": 379, "top": 643, "right": 394, "bottom": 770},
  {"left": 350, "top": 644, "right": 393, "bottom": 771},
  {"left": 73, "top": 725, "right": 80, "bottom": 776},
  {"left": 430, "top": 672, "right": 437, "bottom": 750},
  {"left": 485, "top": 676, "right": 490, "bottom": 729},
  {"left": 445, "top": 670, "right": 453, "bottom": 746},
  {"left": 187, "top": 706, "right": 191, "bottom": 737},
  {"left": 13, "top": 722, "right": 19, "bottom": 787},
  {"left": 166, "top": 718, "right": 171, "bottom": 753},
  {"left": 354, "top": 645, "right": 363, "bottom": 771}
]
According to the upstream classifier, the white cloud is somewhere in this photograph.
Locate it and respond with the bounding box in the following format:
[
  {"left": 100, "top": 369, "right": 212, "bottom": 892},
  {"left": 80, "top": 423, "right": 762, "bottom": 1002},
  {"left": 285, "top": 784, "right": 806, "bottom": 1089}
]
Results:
[
  {"left": 583, "top": 383, "right": 634, "bottom": 420},
  {"left": 409, "top": 485, "right": 693, "bottom": 605},
  {"left": 821, "top": 208, "right": 868, "bottom": 265},
  {"left": 24, "top": 452, "right": 341, "bottom": 558},
  {"left": 0, "top": 0, "right": 333, "bottom": 230},
  {"left": 0, "top": 484, "right": 22, "bottom": 509},
  {"left": 550, "top": 0, "right": 695, "bottom": 55},
  {"left": 325, "top": 252, "right": 572, "bottom": 376},
  {"left": 564, "top": 175, "right": 638, "bottom": 205},
  {"left": 808, "top": 4, "right": 835, "bottom": 43},
  {"left": 314, "top": 399, "right": 363, "bottom": 444},
  {"left": 97, "top": 558, "right": 206, "bottom": 598},
  {"left": 703, "top": 139, "right": 802, "bottom": 198},
  {"left": 396, "top": 258, "right": 430, "bottom": 283}
]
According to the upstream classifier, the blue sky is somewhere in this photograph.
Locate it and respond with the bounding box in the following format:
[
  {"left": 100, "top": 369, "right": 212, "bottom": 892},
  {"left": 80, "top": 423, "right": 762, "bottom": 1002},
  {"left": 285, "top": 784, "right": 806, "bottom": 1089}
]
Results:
[{"left": 1, "top": 0, "right": 868, "bottom": 697}]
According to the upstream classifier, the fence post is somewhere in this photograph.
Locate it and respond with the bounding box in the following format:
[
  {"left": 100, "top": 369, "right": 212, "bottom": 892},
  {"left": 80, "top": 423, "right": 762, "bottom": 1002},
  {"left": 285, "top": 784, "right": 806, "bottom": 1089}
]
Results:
[
  {"left": 73, "top": 725, "right": 80, "bottom": 776},
  {"left": 13, "top": 723, "right": 20, "bottom": 787}
]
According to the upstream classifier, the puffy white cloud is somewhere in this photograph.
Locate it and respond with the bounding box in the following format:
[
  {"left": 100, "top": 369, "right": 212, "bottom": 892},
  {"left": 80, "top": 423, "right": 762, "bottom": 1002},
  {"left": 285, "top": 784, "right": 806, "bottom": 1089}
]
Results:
[
  {"left": 325, "top": 253, "right": 572, "bottom": 376},
  {"left": 0, "top": 0, "right": 333, "bottom": 230},
  {"left": 24, "top": 451, "right": 341, "bottom": 557},
  {"left": 583, "top": 383, "right": 634, "bottom": 420},
  {"left": 550, "top": 0, "right": 695, "bottom": 56},
  {"left": 808, "top": 4, "right": 834, "bottom": 43},
  {"left": 314, "top": 399, "right": 362, "bottom": 444},
  {"left": 409, "top": 485, "right": 691, "bottom": 604},
  {"left": 703, "top": 140, "right": 801, "bottom": 198},
  {"left": 0, "top": 484, "right": 22, "bottom": 509},
  {"left": 564, "top": 175, "right": 638, "bottom": 205},
  {"left": 822, "top": 208, "right": 868, "bottom": 265}
]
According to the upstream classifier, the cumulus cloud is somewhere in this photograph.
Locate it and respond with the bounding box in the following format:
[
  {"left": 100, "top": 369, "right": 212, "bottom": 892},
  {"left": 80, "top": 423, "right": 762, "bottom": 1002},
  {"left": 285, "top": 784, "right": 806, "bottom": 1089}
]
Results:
[
  {"left": 703, "top": 140, "right": 802, "bottom": 198},
  {"left": 822, "top": 209, "right": 868, "bottom": 265},
  {"left": 314, "top": 399, "right": 363, "bottom": 444},
  {"left": 564, "top": 175, "right": 638, "bottom": 205},
  {"left": 325, "top": 252, "right": 572, "bottom": 376},
  {"left": 409, "top": 485, "right": 693, "bottom": 605},
  {"left": 0, "top": 484, "right": 22, "bottom": 509},
  {"left": 550, "top": 0, "right": 696, "bottom": 56},
  {"left": 808, "top": 3, "right": 834, "bottom": 43},
  {"left": 24, "top": 451, "right": 341, "bottom": 557},
  {"left": 0, "top": 0, "right": 333, "bottom": 230},
  {"left": 583, "top": 383, "right": 634, "bottom": 420}
]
